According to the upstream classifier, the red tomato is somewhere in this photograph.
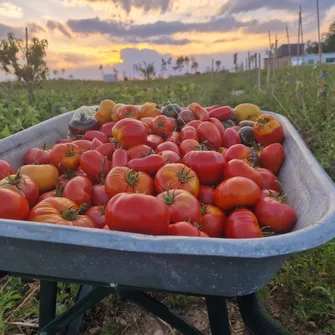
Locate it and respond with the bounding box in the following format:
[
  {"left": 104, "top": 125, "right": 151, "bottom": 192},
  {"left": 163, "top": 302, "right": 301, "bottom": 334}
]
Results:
[
  {"left": 215, "top": 177, "right": 261, "bottom": 211},
  {"left": 141, "top": 117, "right": 154, "bottom": 128},
  {"left": 91, "top": 138, "right": 103, "bottom": 150},
  {"left": 105, "top": 193, "right": 170, "bottom": 235},
  {"left": 224, "top": 144, "right": 260, "bottom": 167},
  {"left": 24, "top": 147, "right": 51, "bottom": 165},
  {"left": 157, "top": 142, "right": 180, "bottom": 155},
  {"left": 112, "top": 149, "right": 128, "bottom": 168},
  {"left": 258, "top": 168, "right": 280, "bottom": 192},
  {"left": 182, "top": 151, "right": 225, "bottom": 186},
  {"left": 255, "top": 197, "right": 297, "bottom": 233},
  {"left": 63, "top": 176, "right": 93, "bottom": 206},
  {"left": 72, "top": 140, "right": 92, "bottom": 152},
  {"left": 168, "top": 117, "right": 177, "bottom": 131},
  {"left": 231, "top": 126, "right": 241, "bottom": 133},
  {"left": 103, "top": 225, "right": 110, "bottom": 230},
  {"left": 96, "top": 143, "right": 115, "bottom": 160},
  {"left": 218, "top": 147, "right": 227, "bottom": 155},
  {"left": 254, "top": 114, "right": 285, "bottom": 146},
  {"left": 259, "top": 189, "right": 279, "bottom": 201},
  {"left": 222, "top": 128, "right": 241, "bottom": 148},
  {"left": 223, "top": 159, "right": 263, "bottom": 188},
  {"left": 84, "top": 130, "right": 108, "bottom": 143},
  {"left": 57, "top": 137, "right": 75, "bottom": 144},
  {"left": 159, "top": 150, "right": 181, "bottom": 164},
  {"left": 28, "top": 197, "right": 93, "bottom": 228},
  {"left": 187, "top": 120, "right": 202, "bottom": 129},
  {"left": 166, "top": 131, "right": 180, "bottom": 144},
  {"left": 199, "top": 205, "right": 226, "bottom": 237},
  {"left": 80, "top": 151, "right": 111, "bottom": 182},
  {"left": 37, "top": 189, "right": 61, "bottom": 203},
  {"left": 157, "top": 189, "right": 201, "bottom": 223},
  {"left": 179, "top": 139, "right": 200, "bottom": 157},
  {"left": 188, "top": 103, "right": 210, "bottom": 121},
  {"left": 0, "top": 160, "right": 15, "bottom": 180},
  {"left": 86, "top": 206, "right": 106, "bottom": 229},
  {"left": 205, "top": 105, "right": 219, "bottom": 112},
  {"left": 197, "top": 122, "right": 222, "bottom": 149},
  {"left": 0, "top": 173, "right": 39, "bottom": 208},
  {"left": 209, "top": 118, "right": 225, "bottom": 142},
  {"left": 50, "top": 143, "right": 81, "bottom": 171},
  {"left": 209, "top": 106, "right": 232, "bottom": 121},
  {"left": 105, "top": 167, "right": 154, "bottom": 198},
  {"left": 112, "top": 119, "right": 147, "bottom": 149},
  {"left": 0, "top": 188, "right": 30, "bottom": 220},
  {"left": 99, "top": 121, "right": 116, "bottom": 138},
  {"left": 260, "top": 143, "right": 285, "bottom": 174},
  {"left": 127, "top": 144, "right": 153, "bottom": 160},
  {"left": 146, "top": 134, "right": 164, "bottom": 149},
  {"left": 152, "top": 115, "right": 173, "bottom": 137},
  {"left": 116, "top": 105, "right": 139, "bottom": 120},
  {"left": 177, "top": 110, "right": 195, "bottom": 126},
  {"left": 168, "top": 222, "right": 209, "bottom": 237},
  {"left": 128, "top": 155, "right": 165, "bottom": 176},
  {"left": 180, "top": 126, "right": 198, "bottom": 141},
  {"left": 154, "top": 163, "right": 200, "bottom": 197},
  {"left": 198, "top": 185, "right": 215, "bottom": 205},
  {"left": 225, "top": 209, "right": 263, "bottom": 238},
  {"left": 91, "top": 184, "right": 110, "bottom": 206}
]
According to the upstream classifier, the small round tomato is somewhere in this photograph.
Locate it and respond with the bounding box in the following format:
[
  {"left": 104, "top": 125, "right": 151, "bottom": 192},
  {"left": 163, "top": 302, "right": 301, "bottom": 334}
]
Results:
[
  {"left": 222, "top": 128, "right": 241, "bottom": 148},
  {"left": 28, "top": 197, "right": 93, "bottom": 228},
  {"left": 0, "top": 188, "right": 30, "bottom": 220},
  {"left": 156, "top": 189, "right": 201, "bottom": 224},
  {"left": 258, "top": 168, "right": 280, "bottom": 192},
  {"left": 224, "top": 144, "right": 260, "bottom": 167},
  {"left": 198, "top": 185, "right": 215, "bottom": 205},
  {"left": 180, "top": 126, "right": 198, "bottom": 141},
  {"left": 63, "top": 176, "right": 93, "bottom": 206},
  {"left": 197, "top": 122, "right": 222, "bottom": 149},
  {"left": 105, "top": 193, "right": 170, "bottom": 235},
  {"left": 86, "top": 206, "right": 106, "bottom": 229},
  {"left": 146, "top": 134, "right": 164, "bottom": 149},
  {"left": 225, "top": 209, "right": 263, "bottom": 238},
  {"left": 0, "top": 160, "right": 15, "bottom": 180},
  {"left": 152, "top": 115, "right": 173, "bottom": 137},
  {"left": 199, "top": 205, "right": 226, "bottom": 238},
  {"left": 168, "top": 222, "right": 209, "bottom": 237},
  {"left": 112, "top": 119, "right": 147, "bottom": 149},
  {"left": 116, "top": 105, "right": 139, "bottom": 120},
  {"left": 223, "top": 159, "right": 263, "bottom": 188},
  {"left": 84, "top": 131, "right": 108, "bottom": 144},
  {"left": 80, "top": 151, "right": 111, "bottom": 182},
  {"left": 157, "top": 142, "right": 180, "bottom": 155},
  {"left": 260, "top": 143, "right": 285, "bottom": 174},
  {"left": 215, "top": 177, "right": 261, "bottom": 211},
  {"left": 159, "top": 150, "right": 181, "bottom": 164},
  {"left": 154, "top": 163, "right": 200, "bottom": 197},
  {"left": 24, "top": 146, "right": 51, "bottom": 165},
  {"left": 182, "top": 150, "right": 225, "bottom": 186},
  {"left": 254, "top": 114, "right": 284, "bottom": 146},
  {"left": 91, "top": 184, "right": 110, "bottom": 206},
  {"left": 127, "top": 145, "right": 153, "bottom": 160},
  {"left": 179, "top": 139, "right": 200, "bottom": 157},
  {"left": 0, "top": 173, "right": 39, "bottom": 208},
  {"left": 50, "top": 143, "right": 81, "bottom": 171},
  {"left": 255, "top": 197, "right": 297, "bottom": 233},
  {"left": 105, "top": 167, "right": 154, "bottom": 198}
]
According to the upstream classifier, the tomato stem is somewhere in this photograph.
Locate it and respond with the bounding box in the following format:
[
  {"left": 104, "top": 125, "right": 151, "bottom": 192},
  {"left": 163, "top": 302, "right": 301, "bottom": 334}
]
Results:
[
  {"left": 126, "top": 169, "right": 139, "bottom": 185},
  {"left": 163, "top": 189, "right": 178, "bottom": 205},
  {"left": 62, "top": 207, "right": 80, "bottom": 221},
  {"left": 177, "top": 167, "right": 195, "bottom": 184}
]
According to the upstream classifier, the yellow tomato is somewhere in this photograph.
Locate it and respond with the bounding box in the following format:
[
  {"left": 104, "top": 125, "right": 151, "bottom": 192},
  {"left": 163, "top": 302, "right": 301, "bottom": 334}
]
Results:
[{"left": 234, "top": 103, "right": 262, "bottom": 124}]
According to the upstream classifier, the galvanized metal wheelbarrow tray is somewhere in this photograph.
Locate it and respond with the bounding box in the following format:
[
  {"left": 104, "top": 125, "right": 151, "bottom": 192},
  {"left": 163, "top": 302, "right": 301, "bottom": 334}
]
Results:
[{"left": 0, "top": 107, "right": 334, "bottom": 335}]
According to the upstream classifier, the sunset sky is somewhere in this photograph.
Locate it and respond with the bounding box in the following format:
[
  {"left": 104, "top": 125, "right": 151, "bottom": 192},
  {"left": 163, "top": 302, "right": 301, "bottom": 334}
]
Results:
[{"left": 0, "top": 0, "right": 335, "bottom": 80}]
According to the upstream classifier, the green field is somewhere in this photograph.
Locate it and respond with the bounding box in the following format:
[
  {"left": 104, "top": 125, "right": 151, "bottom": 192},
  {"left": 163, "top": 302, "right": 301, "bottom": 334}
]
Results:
[{"left": 0, "top": 66, "right": 335, "bottom": 334}]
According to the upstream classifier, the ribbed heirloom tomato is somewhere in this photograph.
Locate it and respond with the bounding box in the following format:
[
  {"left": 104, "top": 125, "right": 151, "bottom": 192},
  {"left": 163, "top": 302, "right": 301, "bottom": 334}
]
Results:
[
  {"left": 0, "top": 188, "right": 30, "bottom": 220},
  {"left": 199, "top": 205, "right": 226, "bottom": 237},
  {"left": 154, "top": 163, "right": 200, "bottom": 197},
  {"left": 168, "top": 222, "right": 209, "bottom": 237},
  {"left": 253, "top": 114, "right": 284, "bottom": 146},
  {"left": 156, "top": 189, "right": 201, "bottom": 223},
  {"left": 28, "top": 197, "right": 93, "bottom": 228},
  {"left": 50, "top": 143, "right": 82, "bottom": 171},
  {"left": 105, "top": 166, "right": 154, "bottom": 198},
  {"left": 116, "top": 105, "right": 139, "bottom": 120},
  {"left": 105, "top": 193, "right": 170, "bottom": 235},
  {"left": 152, "top": 115, "right": 173, "bottom": 137}
]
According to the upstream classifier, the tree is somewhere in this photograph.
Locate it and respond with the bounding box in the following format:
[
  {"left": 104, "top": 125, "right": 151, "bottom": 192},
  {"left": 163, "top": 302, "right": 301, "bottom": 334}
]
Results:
[
  {"left": 161, "top": 58, "right": 167, "bottom": 75},
  {"left": 324, "top": 21, "right": 335, "bottom": 52},
  {"left": 112, "top": 67, "right": 119, "bottom": 80},
  {"left": 305, "top": 40, "right": 319, "bottom": 54},
  {"left": 215, "top": 60, "right": 221, "bottom": 72},
  {"left": 167, "top": 57, "right": 172, "bottom": 74},
  {"left": 61, "top": 68, "right": 65, "bottom": 77},
  {"left": 191, "top": 57, "right": 199, "bottom": 73},
  {"left": 184, "top": 56, "right": 190, "bottom": 73},
  {"left": 99, "top": 64, "right": 104, "bottom": 79},
  {"left": 0, "top": 32, "right": 48, "bottom": 104},
  {"left": 173, "top": 56, "right": 185, "bottom": 72},
  {"left": 233, "top": 53, "right": 238, "bottom": 72},
  {"left": 134, "top": 61, "right": 156, "bottom": 80},
  {"left": 69, "top": 74, "right": 73, "bottom": 79}
]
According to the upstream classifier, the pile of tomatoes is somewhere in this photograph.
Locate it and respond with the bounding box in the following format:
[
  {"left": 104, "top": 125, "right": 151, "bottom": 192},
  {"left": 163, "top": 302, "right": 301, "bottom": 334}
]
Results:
[{"left": 0, "top": 101, "right": 297, "bottom": 239}]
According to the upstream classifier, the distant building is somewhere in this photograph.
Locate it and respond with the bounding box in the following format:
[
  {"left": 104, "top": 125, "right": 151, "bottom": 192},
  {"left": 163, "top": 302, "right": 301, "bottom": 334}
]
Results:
[
  {"left": 291, "top": 52, "right": 335, "bottom": 66},
  {"left": 103, "top": 74, "right": 117, "bottom": 82},
  {"left": 264, "top": 43, "right": 305, "bottom": 69}
]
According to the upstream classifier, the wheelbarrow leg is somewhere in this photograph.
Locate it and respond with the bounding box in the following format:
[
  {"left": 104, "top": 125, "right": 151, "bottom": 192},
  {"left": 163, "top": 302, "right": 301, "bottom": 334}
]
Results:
[
  {"left": 39, "top": 281, "right": 58, "bottom": 334},
  {"left": 65, "top": 285, "right": 93, "bottom": 335},
  {"left": 237, "top": 293, "right": 290, "bottom": 335},
  {"left": 205, "top": 296, "right": 231, "bottom": 335},
  {"left": 119, "top": 290, "right": 204, "bottom": 335}
]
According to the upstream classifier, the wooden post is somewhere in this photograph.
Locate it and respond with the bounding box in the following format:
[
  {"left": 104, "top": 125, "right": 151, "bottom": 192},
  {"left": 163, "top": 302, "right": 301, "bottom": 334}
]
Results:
[
  {"left": 274, "top": 35, "right": 278, "bottom": 69},
  {"left": 248, "top": 52, "right": 251, "bottom": 71},
  {"left": 316, "top": 0, "right": 322, "bottom": 65},
  {"left": 297, "top": 7, "right": 301, "bottom": 66},
  {"left": 245, "top": 58, "right": 248, "bottom": 72},
  {"left": 258, "top": 53, "right": 261, "bottom": 91},
  {"left": 25, "top": 27, "right": 29, "bottom": 61},
  {"left": 286, "top": 25, "right": 292, "bottom": 66},
  {"left": 300, "top": 7, "right": 305, "bottom": 65},
  {"left": 266, "top": 31, "right": 272, "bottom": 90},
  {"left": 255, "top": 53, "right": 257, "bottom": 70}
]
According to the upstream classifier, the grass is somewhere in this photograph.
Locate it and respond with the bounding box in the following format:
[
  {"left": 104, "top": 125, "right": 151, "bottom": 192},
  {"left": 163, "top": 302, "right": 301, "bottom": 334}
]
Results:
[{"left": 0, "top": 65, "right": 335, "bottom": 334}]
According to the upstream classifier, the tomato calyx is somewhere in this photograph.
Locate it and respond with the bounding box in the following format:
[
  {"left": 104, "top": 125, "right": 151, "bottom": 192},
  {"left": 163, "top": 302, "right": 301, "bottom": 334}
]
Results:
[
  {"left": 195, "top": 142, "right": 211, "bottom": 151},
  {"left": 79, "top": 112, "right": 89, "bottom": 122},
  {"left": 65, "top": 147, "right": 78, "bottom": 157},
  {"left": 200, "top": 203, "right": 208, "bottom": 215},
  {"left": 78, "top": 203, "right": 90, "bottom": 214},
  {"left": 3, "top": 172, "right": 22, "bottom": 187},
  {"left": 269, "top": 181, "right": 286, "bottom": 203},
  {"left": 156, "top": 121, "right": 165, "bottom": 129},
  {"left": 126, "top": 169, "right": 140, "bottom": 186},
  {"left": 162, "top": 189, "right": 179, "bottom": 205},
  {"left": 177, "top": 167, "right": 195, "bottom": 184},
  {"left": 59, "top": 164, "right": 77, "bottom": 180},
  {"left": 141, "top": 148, "right": 155, "bottom": 157},
  {"left": 111, "top": 139, "right": 123, "bottom": 150},
  {"left": 40, "top": 142, "right": 48, "bottom": 150},
  {"left": 261, "top": 226, "right": 275, "bottom": 237},
  {"left": 62, "top": 206, "right": 80, "bottom": 221},
  {"left": 97, "top": 156, "right": 107, "bottom": 184}
]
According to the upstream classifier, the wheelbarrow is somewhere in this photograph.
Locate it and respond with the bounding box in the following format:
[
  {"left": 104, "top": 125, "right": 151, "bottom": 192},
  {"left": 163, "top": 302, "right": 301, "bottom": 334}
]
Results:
[{"left": 0, "top": 107, "right": 334, "bottom": 335}]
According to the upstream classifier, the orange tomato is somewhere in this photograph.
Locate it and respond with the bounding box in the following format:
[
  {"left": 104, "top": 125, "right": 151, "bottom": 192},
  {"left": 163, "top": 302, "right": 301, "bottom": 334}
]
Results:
[
  {"left": 116, "top": 105, "right": 139, "bottom": 120},
  {"left": 139, "top": 102, "right": 162, "bottom": 119},
  {"left": 50, "top": 143, "right": 82, "bottom": 171}
]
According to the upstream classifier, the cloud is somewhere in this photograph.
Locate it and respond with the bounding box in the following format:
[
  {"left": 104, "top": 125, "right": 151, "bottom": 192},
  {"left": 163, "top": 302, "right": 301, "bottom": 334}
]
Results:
[
  {"left": 214, "top": 38, "right": 238, "bottom": 44},
  {"left": 63, "top": 53, "right": 98, "bottom": 64},
  {"left": 28, "top": 23, "right": 46, "bottom": 34},
  {"left": 47, "top": 20, "right": 72, "bottom": 38},
  {"left": 0, "top": 23, "right": 22, "bottom": 39},
  {"left": 0, "top": 2, "right": 23, "bottom": 19},
  {"left": 78, "top": 0, "right": 173, "bottom": 13},
  {"left": 243, "top": 19, "right": 287, "bottom": 34},
  {"left": 150, "top": 37, "right": 192, "bottom": 45}
]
